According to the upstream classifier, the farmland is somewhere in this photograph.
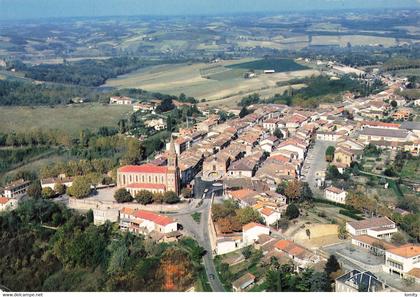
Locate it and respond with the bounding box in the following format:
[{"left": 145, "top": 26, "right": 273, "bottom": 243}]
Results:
[
  {"left": 226, "top": 58, "right": 310, "bottom": 72},
  {"left": 0, "top": 104, "right": 131, "bottom": 136},
  {"left": 105, "top": 59, "right": 319, "bottom": 107}
]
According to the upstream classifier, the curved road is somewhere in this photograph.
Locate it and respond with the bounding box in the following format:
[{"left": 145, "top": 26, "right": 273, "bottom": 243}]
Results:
[{"left": 169, "top": 199, "right": 225, "bottom": 292}]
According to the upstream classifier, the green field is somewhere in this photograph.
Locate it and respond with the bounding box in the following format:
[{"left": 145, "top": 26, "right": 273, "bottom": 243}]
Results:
[
  {"left": 227, "top": 58, "right": 310, "bottom": 72},
  {"left": 0, "top": 104, "right": 131, "bottom": 136}
]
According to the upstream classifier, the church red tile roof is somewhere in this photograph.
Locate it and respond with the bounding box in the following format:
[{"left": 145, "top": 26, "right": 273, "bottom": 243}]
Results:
[{"left": 118, "top": 164, "right": 168, "bottom": 174}]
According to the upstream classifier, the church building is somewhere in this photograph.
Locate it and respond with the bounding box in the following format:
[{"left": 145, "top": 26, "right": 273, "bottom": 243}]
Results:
[{"left": 117, "top": 140, "right": 180, "bottom": 195}]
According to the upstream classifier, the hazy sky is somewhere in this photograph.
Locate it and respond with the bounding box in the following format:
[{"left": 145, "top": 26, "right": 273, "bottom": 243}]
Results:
[{"left": 1, "top": 0, "right": 419, "bottom": 20}]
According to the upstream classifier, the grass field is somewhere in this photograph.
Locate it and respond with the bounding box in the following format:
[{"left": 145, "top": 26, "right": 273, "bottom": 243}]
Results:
[
  {"left": 310, "top": 35, "right": 399, "bottom": 47},
  {"left": 227, "top": 58, "right": 310, "bottom": 72},
  {"left": 0, "top": 104, "right": 131, "bottom": 135},
  {"left": 104, "top": 59, "right": 318, "bottom": 108}
]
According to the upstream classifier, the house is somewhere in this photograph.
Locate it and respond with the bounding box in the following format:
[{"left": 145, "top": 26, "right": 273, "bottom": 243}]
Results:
[
  {"left": 0, "top": 197, "right": 18, "bottom": 212},
  {"left": 260, "top": 136, "right": 280, "bottom": 152},
  {"left": 358, "top": 127, "right": 409, "bottom": 144},
  {"left": 109, "top": 96, "right": 132, "bottom": 105},
  {"left": 216, "top": 237, "right": 240, "bottom": 255},
  {"left": 393, "top": 108, "right": 412, "bottom": 121},
  {"left": 316, "top": 131, "right": 342, "bottom": 141},
  {"left": 133, "top": 102, "right": 156, "bottom": 112},
  {"left": 274, "top": 240, "right": 320, "bottom": 271},
  {"left": 41, "top": 175, "right": 74, "bottom": 189},
  {"left": 259, "top": 207, "right": 281, "bottom": 226},
  {"left": 93, "top": 208, "right": 120, "bottom": 225},
  {"left": 324, "top": 186, "right": 347, "bottom": 204},
  {"left": 145, "top": 118, "right": 166, "bottom": 131},
  {"left": 242, "top": 222, "right": 270, "bottom": 245},
  {"left": 3, "top": 179, "right": 31, "bottom": 199},
  {"left": 333, "top": 147, "right": 354, "bottom": 168},
  {"left": 227, "top": 158, "right": 256, "bottom": 178},
  {"left": 119, "top": 207, "right": 178, "bottom": 235},
  {"left": 346, "top": 217, "right": 397, "bottom": 240},
  {"left": 229, "top": 188, "right": 259, "bottom": 207},
  {"left": 383, "top": 244, "right": 420, "bottom": 281},
  {"left": 352, "top": 235, "right": 396, "bottom": 256},
  {"left": 335, "top": 270, "right": 391, "bottom": 292},
  {"left": 232, "top": 272, "right": 256, "bottom": 292}
]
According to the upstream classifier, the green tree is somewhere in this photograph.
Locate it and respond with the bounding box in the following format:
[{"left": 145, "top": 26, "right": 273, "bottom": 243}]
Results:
[
  {"left": 338, "top": 223, "right": 348, "bottom": 239},
  {"left": 27, "top": 181, "right": 42, "bottom": 198},
  {"left": 391, "top": 232, "right": 406, "bottom": 245},
  {"left": 67, "top": 176, "right": 91, "bottom": 199},
  {"left": 86, "top": 209, "right": 94, "bottom": 224},
  {"left": 273, "top": 127, "right": 284, "bottom": 139},
  {"left": 241, "top": 246, "right": 252, "bottom": 259},
  {"left": 285, "top": 204, "right": 300, "bottom": 219},
  {"left": 239, "top": 106, "right": 250, "bottom": 118},
  {"left": 163, "top": 191, "right": 180, "bottom": 204},
  {"left": 325, "top": 146, "right": 335, "bottom": 162},
  {"left": 135, "top": 190, "right": 154, "bottom": 205},
  {"left": 42, "top": 187, "right": 56, "bottom": 199},
  {"left": 54, "top": 183, "right": 66, "bottom": 195},
  {"left": 324, "top": 255, "right": 340, "bottom": 277},
  {"left": 114, "top": 188, "right": 133, "bottom": 203},
  {"left": 236, "top": 207, "right": 262, "bottom": 225}
]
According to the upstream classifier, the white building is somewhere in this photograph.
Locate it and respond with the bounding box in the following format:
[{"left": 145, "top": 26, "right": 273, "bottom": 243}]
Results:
[
  {"left": 346, "top": 217, "right": 397, "bottom": 240},
  {"left": 242, "top": 222, "right": 270, "bottom": 245},
  {"left": 0, "top": 197, "right": 18, "bottom": 212},
  {"left": 216, "top": 237, "right": 240, "bottom": 255},
  {"left": 119, "top": 207, "right": 178, "bottom": 235},
  {"left": 383, "top": 244, "right": 420, "bottom": 281},
  {"left": 3, "top": 179, "right": 30, "bottom": 199},
  {"left": 325, "top": 186, "right": 347, "bottom": 204},
  {"left": 109, "top": 96, "right": 133, "bottom": 105},
  {"left": 93, "top": 208, "right": 120, "bottom": 225},
  {"left": 41, "top": 176, "right": 74, "bottom": 189},
  {"left": 259, "top": 207, "right": 281, "bottom": 226}
]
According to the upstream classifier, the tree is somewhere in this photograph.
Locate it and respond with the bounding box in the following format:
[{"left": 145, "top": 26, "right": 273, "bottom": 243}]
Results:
[
  {"left": 67, "top": 176, "right": 92, "bottom": 199},
  {"left": 273, "top": 128, "right": 283, "bottom": 139},
  {"left": 54, "top": 183, "right": 66, "bottom": 195},
  {"left": 285, "top": 204, "right": 300, "bottom": 219},
  {"left": 338, "top": 223, "right": 348, "bottom": 239},
  {"left": 326, "top": 165, "right": 341, "bottom": 180},
  {"left": 324, "top": 255, "right": 340, "bottom": 277},
  {"left": 114, "top": 188, "right": 133, "bottom": 203},
  {"left": 300, "top": 182, "right": 313, "bottom": 202},
  {"left": 135, "top": 190, "right": 154, "bottom": 205},
  {"left": 306, "top": 229, "right": 311, "bottom": 239},
  {"left": 27, "top": 181, "right": 42, "bottom": 198},
  {"left": 42, "top": 187, "right": 56, "bottom": 199},
  {"left": 239, "top": 106, "right": 250, "bottom": 118},
  {"left": 284, "top": 180, "right": 301, "bottom": 201},
  {"left": 242, "top": 246, "right": 252, "bottom": 259},
  {"left": 236, "top": 207, "right": 262, "bottom": 225},
  {"left": 325, "top": 146, "right": 335, "bottom": 162},
  {"left": 163, "top": 191, "right": 180, "bottom": 204},
  {"left": 391, "top": 232, "right": 406, "bottom": 245},
  {"left": 390, "top": 100, "right": 397, "bottom": 108},
  {"left": 86, "top": 209, "right": 94, "bottom": 223},
  {"left": 218, "top": 217, "right": 234, "bottom": 233}
]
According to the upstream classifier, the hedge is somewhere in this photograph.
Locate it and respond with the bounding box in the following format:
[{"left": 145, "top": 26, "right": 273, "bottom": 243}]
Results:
[
  {"left": 339, "top": 209, "right": 363, "bottom": 220},
  {"left": 313, "top": 198, "right": 362, "bottom": 214}
]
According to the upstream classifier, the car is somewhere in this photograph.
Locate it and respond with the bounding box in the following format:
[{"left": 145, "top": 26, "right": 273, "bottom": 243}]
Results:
[{"left": 209, "top": 274, "right": 215, "bottom": 280}]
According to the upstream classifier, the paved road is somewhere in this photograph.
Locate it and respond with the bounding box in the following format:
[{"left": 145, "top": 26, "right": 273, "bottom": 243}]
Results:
[
  {"left": 169, "top": 198, "right": 225, "bottom": 292},
  {"left": 301, "top": 140, "right": 336, "bottom": 192}
]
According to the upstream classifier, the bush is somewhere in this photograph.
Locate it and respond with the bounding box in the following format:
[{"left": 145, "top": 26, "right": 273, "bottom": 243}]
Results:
[
  {"left": 135, "top": 190, "right": 154, "bottom": 205},
  {"left": 114, "top": 188, "right": 133, "bottom": 203},
  {"left": 42, "top": 187, "right": 56, "bottom": 199},
  {"left": 163, "top": 191, "right": 180, "bottom": 204},
  {"left": 285, "top": 204, "right": 300, "bottom": 219}
]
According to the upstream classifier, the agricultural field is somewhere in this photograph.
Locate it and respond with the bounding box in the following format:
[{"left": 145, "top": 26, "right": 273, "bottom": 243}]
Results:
[
  {"left": 227, "top": 58, "right": 310, "bottom": 72},
  {"left": 0, "top": 104, "right": 131, "bottom": 136},
  {"left": 310, "top": 35, "right": 400, "bottom": 47},
  {"left": 105, "top": 58, "right": 319, "bottom": 108}
]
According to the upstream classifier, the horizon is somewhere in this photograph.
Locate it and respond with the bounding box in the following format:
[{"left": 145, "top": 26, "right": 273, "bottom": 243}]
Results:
[{"left": 1, "top": 0, "right": 419, "bottom": 21}]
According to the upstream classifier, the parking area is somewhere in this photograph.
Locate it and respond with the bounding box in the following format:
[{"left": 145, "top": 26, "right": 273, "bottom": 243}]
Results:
[{"left": 302, "top": 140, "right": 336, "bottom": 191}]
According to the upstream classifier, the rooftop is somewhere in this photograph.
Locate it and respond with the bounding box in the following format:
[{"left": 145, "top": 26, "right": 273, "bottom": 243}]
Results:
[
  {"left": 388, "top": 244, "right": 420, "bottom": 258},
  {"left": 347, "top": 216, "right": 395, "bottom": 231},
  {"left": 359, "top": 127, "right": 409, "bottom": 139},
  {"left": 118, "top": 164, "right": 168, "bottom": 174}
]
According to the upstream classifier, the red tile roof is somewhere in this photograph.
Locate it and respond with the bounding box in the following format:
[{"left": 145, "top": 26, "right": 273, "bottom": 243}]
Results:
[
  {"left": 0, "top": 197, "right": 9, "bottom": 204},
  {"left": 125, "top": 183, "right": 166, "bottom": 190},
  {"left": 134, "top": 210, "right": 175, "bottom": 226},
  {"left": 243, "top": 222, "right": 268, "bottom": 231},
  {"left": 119, "top": 164, "right": 168, "bottom": 174},
  {"left": 388, "top": 244, "right": 420, "bottom": 258}
]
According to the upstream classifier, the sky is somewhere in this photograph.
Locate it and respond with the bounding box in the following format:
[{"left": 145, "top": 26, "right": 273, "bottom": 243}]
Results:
[{"left": 1, "top": 0, "right": 419, "bottom": 20}]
